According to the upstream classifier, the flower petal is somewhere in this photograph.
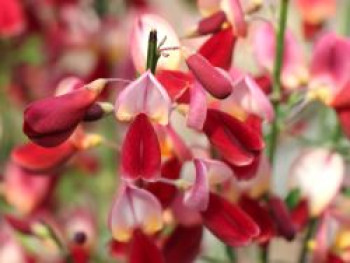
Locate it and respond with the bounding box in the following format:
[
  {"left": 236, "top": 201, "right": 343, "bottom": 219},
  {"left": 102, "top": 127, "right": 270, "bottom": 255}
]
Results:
[
  {"left": 310, "top": 33, "right": 350, "bottom": 93},
  {"left": 23, "top": 87, "right": 99, "bottom": 147},
  {"left": 156, "top": 70, "right": 193, "bottom": 102},
  {"left": 184, "top": 159, "right": 210, "bottom": 211},
  {"left": 289, "top": 148, "right": 344, "bottom": 216},
  {"left": 121, "top": 114, "right": 161, "bottom": 181},
  {"left": 163, "top": 225, "right": 203, "bottom": 263},
  {"left": 229, "top": 74, "right": 274, "bottom": 122},
  {"left": 238, "top": 195, "right": 275, "bottom": 244},
  {"left": 268, "top": 196, "right": 296, "bottom": 241},
  {"left": 187, "top": 82, "right": 207, "bottom": 131},
  {"left": 221, "top": 0, "right": 247, "bottom": 37},
  {"left": 201, "top": 193, "right": 260, "bottom": 246},
  {"left": 197, "top": 11, "right": 227, "bottom": 36},
  {"left": 129, "top": 230, "right": 164, "bottom": 263},
  {"left": 108, "top": 185, "right": 163, "bottom": 242},
  {"left": 3, "top": 163, "right": 53, "bottom": 214},
  {"left": 198, "top": 27, "right": 236, "bottom": 70},
  {"left": 186, "top": 53, "right": 233, "bottom": 99},
  {"left": 203, "top": 109, "right": 264, "bottom": 166},
  {"left": 11, "top": 141, "right": 77, "bottom": 173},
  {"left": 115, "top": 71, "right": 171, "bottom": 125}
]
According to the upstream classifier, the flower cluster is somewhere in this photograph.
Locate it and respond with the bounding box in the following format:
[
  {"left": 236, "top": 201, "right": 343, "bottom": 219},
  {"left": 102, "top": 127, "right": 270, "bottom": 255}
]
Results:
[{"left": 1, "top": 0, "right": 350, "bottom": 263}]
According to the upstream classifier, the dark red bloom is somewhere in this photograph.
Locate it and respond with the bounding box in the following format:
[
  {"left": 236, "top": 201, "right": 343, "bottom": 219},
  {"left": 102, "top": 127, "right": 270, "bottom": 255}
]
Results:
[
  {"left": 11, "top": 141, "right": 77, "bottom": 173},
  {"left": 203, "top": 109, "right": 264, "bottom": 167},
  {"left": 23, "top": 88, "right": 100, "bottom": 147},
  {"left": 121, "top": 113, "right": 161, "bottom": 181},
  {"left": 199, "top": 27, "right": 236, "bottom": 70},
  {"left": 197, "top": 11, "right": 227, "bottom": 36},
  {"left": 129, "top": 230, "right": 164, "bottom": 263},
  {"left": 4, "top": 214, "right": 33, "bottom": 235},
  {"left": 163, "top": 225, "right": 203, "bottom": 263},
  {"left": 268, "top": 196, "right": 296, "bottom": 241},
  {"left": 186, "top": 53, "right": 233, "bottom": 99},
  {"left": 332, "top": 82, "right": 350, "bottom": 138},
  {"left": 146, "top": 157, "right": 182, "bottom": 208},
  {"left": 238, "top": 195, "right": 275, "bottom": 244},
  {"left": 201, "top": 193, "right": 260, "bottom": 247}
]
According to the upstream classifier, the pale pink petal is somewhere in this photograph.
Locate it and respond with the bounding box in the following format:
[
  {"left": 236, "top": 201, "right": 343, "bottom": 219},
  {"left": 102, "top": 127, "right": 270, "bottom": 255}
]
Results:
[
  {"left": 289, "top": 148, "right": 344, "bottom": 216},
  {"left": 130, "top": 14, "right": 181, "bottom": 73},
  {"left": 184, "top": 159, "right": 210, "bottom": 211},
  {"left": 171, "top": 193, "right": 203, "bottom": 226},
  {"left": 229, "top": 74, "right": 274, "bottom": 122},
  {"left": 165, "top": 125, "right": 193, "bottom": 162},
  {"left": 115, "top": 71, "right": 171, "bottom": 125},
  {"left": 187, "top": 82, "right": 207, "bottom": 130},
  {"left": 252, "top": 22, "right": 307, "bottom": 89},
  {"left": 221, "top": 0, "right": 247, "bottom": 37},
  {"left": 309, "top": 33, "right": 350, "bottom": 95},
  {"left": 108, "top": 184, "right": 163, "bottom": 242},
  {"left": 3, "top": 163, "right": 52, "bottom": 214},
  {"left": 201, "top": 158, "right": 233, "bottom": 184}
]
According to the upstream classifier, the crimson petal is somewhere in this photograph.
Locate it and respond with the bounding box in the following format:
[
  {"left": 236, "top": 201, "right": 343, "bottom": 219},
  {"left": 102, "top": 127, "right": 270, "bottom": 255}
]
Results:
[
  {"left": 203, "top": 109, "right": 264, "bottom": 166},
  {"left": 129, "top": 230, "right": 164, "bottom": 263},
  {"left": 201, "top": 193, "right": 260, "bottom": 247},
  {"left": 238, "top": 195, "right": 275, "bottom": 244},
  {"left": 121, "top": 114, "right": 161, "bottom": 180},
  {"left": 11, "top": 141, "right": 77, "bottom": 173},
  {"left": 163, "top": 225, "right": 203, "bottom": 263},
  {"left": 199, "top": 27, "right": 236, "bottom": 70},
  {"left": 186, "top": 53, "right": 232, "bottom": 99},
  {"left": 23, "top": 88, "right": 98, "bottom": 147}
]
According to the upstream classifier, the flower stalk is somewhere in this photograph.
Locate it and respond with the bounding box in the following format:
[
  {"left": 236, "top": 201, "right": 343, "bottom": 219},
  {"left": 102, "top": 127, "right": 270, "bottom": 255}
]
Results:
[{"left": 267, "top": 0, "right": 290, "bottom": 164}]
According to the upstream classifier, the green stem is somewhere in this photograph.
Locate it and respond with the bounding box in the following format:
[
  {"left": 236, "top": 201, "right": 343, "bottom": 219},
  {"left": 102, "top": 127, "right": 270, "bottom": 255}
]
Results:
[
  {"left": 298, "top": 218, "right": 318, "bottom": 263},
  {"left": 225, "top": 245, "right": 236, "bottom": 263},
  {"left": 267, "top": 0, "right": 290, "bottom": 164},
  {"left": 146, "top": 30, "right": 160, "bottom": 74},
  {"left": 264, "top": 1, "right": 290, "bottom": 263}
]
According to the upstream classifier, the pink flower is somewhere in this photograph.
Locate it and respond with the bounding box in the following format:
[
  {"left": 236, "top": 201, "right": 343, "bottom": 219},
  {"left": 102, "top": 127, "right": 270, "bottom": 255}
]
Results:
[
  {"left": 115, "top": 71, "right": 171, "bottom": 125},
  {"left": 108, "top": 184, "right": 163, "bottom": 242}
]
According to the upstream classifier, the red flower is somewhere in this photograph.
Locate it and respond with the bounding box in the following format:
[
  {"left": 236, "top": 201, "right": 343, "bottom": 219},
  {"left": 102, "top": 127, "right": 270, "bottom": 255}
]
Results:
[
  {"left": 196, "top": 11, "right": 227, "bottom": 36},
  {"left": 120, "top": 113, "right": 161, "bottom": 181},
  {"left": 163, "top": 225, "right": 203, "bottom": 263},
  {"left": 201, "top": 193, "right": 260, "bottom": 246},
  {"left": 203, "top": 109, "right": 264, "bottom": 167},
  {"left": 129, "top": 230, "right": 164, "bottom": 263},
  {"left": 23, "top": 83, "right": 104, "bottom": 147}
]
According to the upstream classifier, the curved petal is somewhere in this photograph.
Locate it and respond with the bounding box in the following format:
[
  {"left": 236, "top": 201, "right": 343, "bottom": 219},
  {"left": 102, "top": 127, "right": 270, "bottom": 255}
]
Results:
[
  {"left": 184, "top": 159, "right": 210, "bottom": 211},
  {"left": 11, "top": 141, "right": 77, "bottom": 173},
  {"left": 108, "top": 185, "right": 163, "bottom": 242},
  {"left": 115, "top": 71, "right": 171, "bottom": 125},
  {"left": 121, "top": 114, "right": 161, "bottom": 181},
  {"left": 221, "top": 0, "right": 247, "bottom": 37},
  {"left": 186, "top": 53, "right": 233, "bottom": 99},
  {"left": 187, "top": 82, "right": 207, "bottom": 131}
]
